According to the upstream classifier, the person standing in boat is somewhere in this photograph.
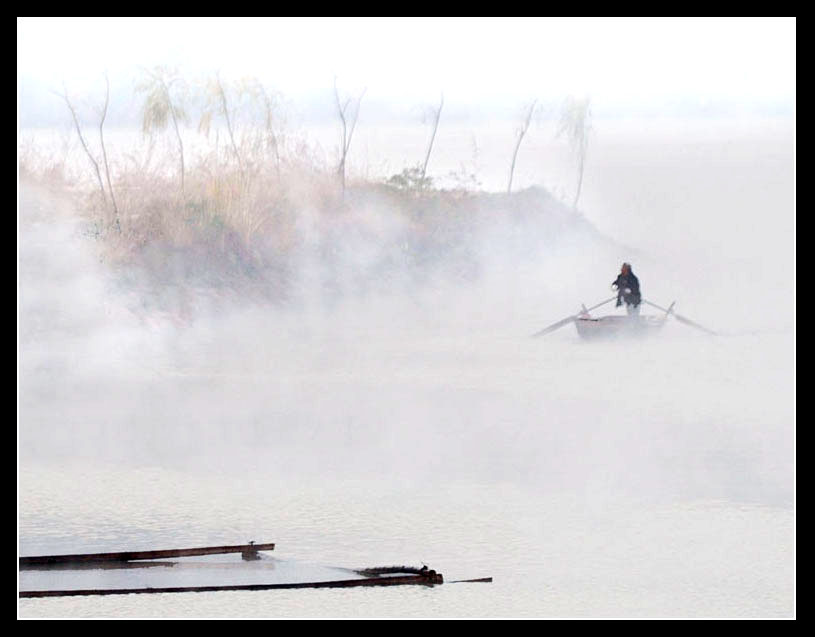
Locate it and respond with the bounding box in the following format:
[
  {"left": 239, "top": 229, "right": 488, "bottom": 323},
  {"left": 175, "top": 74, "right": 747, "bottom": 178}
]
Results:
[{"left": 612, "top": 262, "right": 641, "bottom": 315}]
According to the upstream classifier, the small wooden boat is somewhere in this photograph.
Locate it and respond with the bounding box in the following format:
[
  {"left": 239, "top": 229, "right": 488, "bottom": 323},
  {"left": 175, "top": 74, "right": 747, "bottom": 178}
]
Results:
[{"left": 532, "top": 297, "right": 716, "bottom": 339}]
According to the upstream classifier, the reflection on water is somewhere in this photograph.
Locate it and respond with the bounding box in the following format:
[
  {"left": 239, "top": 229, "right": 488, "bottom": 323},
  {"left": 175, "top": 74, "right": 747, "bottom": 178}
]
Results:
[{"left": 19, "top": 464, "right": 793, "bottom": 617}]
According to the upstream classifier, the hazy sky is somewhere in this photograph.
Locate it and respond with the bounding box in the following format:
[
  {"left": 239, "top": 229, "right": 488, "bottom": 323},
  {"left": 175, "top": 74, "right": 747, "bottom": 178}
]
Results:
[{"left": 18, "top": 17, "right": 795, "bottom": 118}]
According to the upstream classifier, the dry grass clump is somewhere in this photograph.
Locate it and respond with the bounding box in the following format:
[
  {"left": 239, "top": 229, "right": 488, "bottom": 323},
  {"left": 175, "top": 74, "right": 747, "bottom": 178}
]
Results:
[
  {"left": 19, "top": 138, "right": 75, "bottom": 194},
  {"left": 20, "top": 132, "right": 573, "bottom": 303},
  {"left": 21, "top": 85, "right": 579, "bottom": 320},
  {"left": 22, "top": 71, "right": 604, "bottom": 318}
]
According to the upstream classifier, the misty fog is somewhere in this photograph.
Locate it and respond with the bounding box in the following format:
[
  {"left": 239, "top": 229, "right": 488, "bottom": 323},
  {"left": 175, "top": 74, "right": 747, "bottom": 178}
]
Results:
[{"left": 18, "top": 17, "right": 794, "bottom": 618}]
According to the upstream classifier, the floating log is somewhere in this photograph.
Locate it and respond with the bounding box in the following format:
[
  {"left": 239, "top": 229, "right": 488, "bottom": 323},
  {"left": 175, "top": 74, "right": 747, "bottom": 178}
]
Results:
[
  {"left": 19, "top": 542, "right": 275, "bottom": 567},
  {"left": 21, "top": 560, "right": 178, "bottom": 572},
  {"left": 19, "top": 572, "right": 444, "bottom": 598}
]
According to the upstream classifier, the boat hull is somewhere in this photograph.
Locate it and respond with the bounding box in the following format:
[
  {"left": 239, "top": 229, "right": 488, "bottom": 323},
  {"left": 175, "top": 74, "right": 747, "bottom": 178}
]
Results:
[{"left": 575, "top": 314, "right": 666, "bottom": 340}]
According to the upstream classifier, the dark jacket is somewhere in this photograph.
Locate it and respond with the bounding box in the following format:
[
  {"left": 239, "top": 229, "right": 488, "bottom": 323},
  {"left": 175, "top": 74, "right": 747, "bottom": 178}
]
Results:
[{"left": 613, "top": 272, "right": 641, "bottom": 306}]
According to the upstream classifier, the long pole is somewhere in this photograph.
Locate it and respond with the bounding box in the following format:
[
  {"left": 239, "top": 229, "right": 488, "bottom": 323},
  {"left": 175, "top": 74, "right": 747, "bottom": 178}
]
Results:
[
  {"left": 20, "top": 542, "right": 275, "bottom": 567},
  {"left": 20, "top": 573, "right": 442, "bottom": 598}
]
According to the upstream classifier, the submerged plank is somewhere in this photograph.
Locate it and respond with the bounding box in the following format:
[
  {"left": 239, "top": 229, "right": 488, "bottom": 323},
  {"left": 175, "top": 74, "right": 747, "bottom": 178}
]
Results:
[
  {"left": 19, "top": 572, "right": 444, "bottom": 598},
  {"left": 21, "top": 560, "right": 178, "bottom": 571},
  {"left": 19, "top": 542, "right": 275, "bottom": 567}
]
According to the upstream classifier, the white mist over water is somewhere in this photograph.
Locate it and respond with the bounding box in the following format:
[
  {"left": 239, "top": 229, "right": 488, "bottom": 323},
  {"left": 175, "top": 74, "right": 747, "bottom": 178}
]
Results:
[{"left": 18, "top": 118, "right": 794, "bottom": 617}]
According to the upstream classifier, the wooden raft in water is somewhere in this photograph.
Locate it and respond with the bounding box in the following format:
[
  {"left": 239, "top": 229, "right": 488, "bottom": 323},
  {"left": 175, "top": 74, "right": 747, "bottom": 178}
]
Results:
[{"left": 18, "top": 543, "right": 465, "bottom": 598}]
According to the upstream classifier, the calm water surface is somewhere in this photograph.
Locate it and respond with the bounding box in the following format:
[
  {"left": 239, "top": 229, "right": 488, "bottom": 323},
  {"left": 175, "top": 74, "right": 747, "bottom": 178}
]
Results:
[
  {"left": 18, "top": 121, "right": 795, "bottom": 617},
  {"left": 18, "top": 465, "right": 794, "bottom": 618}
]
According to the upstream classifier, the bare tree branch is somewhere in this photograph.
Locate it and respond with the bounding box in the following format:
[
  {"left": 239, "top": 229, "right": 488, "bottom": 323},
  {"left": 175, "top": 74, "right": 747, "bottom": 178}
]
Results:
[
  {"left": 334, "top": 78, "right": 366, "bottom": 195},
  {"left": 55, "top": 84, "right": 107, "bottom": 208},
  {"left": 333, "top": 80, "right": 346, "bottom": 192},
  {"left": 203, "top": 73, "right": 244, "bottom": 177},
  {"left": 557, "top": 96, "right": 592, "bottom": 211},
  {"left": 345, "top": 89, "right": 365, "bottom": 158},
  {"left": 98, "top": 72, "right": 119, "bottom": 230},
  {"left": 507, "top": 99, "right": 537, "bottom": 194},
  {"left": 420, "top": 93, "right": 444, "bottom": 188},
  {"left": 252, "top": 81, "right": 281, "bottom": 179}
]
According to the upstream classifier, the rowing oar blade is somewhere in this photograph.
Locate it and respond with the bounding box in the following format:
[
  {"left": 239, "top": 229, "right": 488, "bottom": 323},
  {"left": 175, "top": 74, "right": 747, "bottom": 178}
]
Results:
[
  {"left": 531, "top": 315, "right": 576, "bottom": 337},
  {"left": 643, "top": 300, "right": 717, "bottom": 335}
]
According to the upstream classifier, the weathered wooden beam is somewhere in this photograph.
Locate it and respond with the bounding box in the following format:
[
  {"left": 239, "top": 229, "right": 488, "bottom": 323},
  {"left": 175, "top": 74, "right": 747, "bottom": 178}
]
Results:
[
  {"left": 19, "top": 542, "right": 275, "bottom": 567},
  {"left": 21, "top": 560, "right": 178, "bottom": 571},
  {"left": 19, "top": 572, "right": 444, "bottom": 598}
]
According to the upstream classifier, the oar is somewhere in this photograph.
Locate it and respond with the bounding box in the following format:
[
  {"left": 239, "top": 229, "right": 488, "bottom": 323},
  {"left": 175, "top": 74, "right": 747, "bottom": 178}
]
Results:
[
  {"left": 642, "top": 299, "right": 717, "bottom": 335},
  {"left": 531, "top": 296, "right": 617, "bottom": 337}
]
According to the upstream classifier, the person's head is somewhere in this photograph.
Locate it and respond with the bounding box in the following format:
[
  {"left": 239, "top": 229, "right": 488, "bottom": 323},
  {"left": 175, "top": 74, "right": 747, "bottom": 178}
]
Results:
[{"left": 621, "top": 262, "right": 631, "bottom": 275}]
